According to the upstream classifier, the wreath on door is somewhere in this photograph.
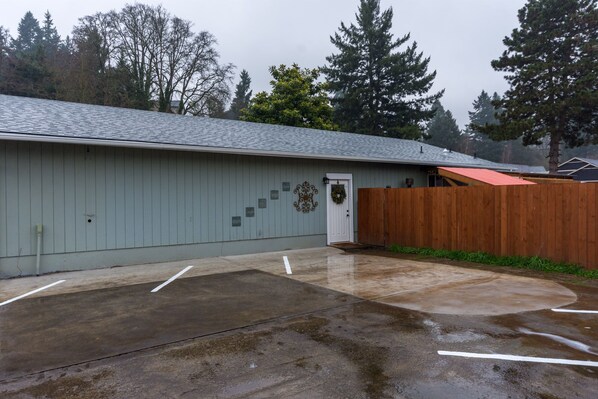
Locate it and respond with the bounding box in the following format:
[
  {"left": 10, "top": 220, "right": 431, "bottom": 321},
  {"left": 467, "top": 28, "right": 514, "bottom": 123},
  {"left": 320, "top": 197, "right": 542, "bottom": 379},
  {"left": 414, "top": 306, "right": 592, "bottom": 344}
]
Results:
[{"left": 331, "top": 184, "right": 347, "bottom": 204}]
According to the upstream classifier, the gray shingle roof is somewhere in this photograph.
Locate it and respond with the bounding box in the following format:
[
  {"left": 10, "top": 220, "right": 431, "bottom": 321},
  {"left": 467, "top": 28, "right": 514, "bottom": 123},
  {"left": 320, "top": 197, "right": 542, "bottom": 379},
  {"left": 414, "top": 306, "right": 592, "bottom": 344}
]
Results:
[
  {"left": 574, "top": 157, "right": 598, "bottom": 167},
  {"left": 0, "top": 94, "right": 510, "bottom": 169},
  {"left": 497, "top": 163, "right": 547, "bottom": 174}
]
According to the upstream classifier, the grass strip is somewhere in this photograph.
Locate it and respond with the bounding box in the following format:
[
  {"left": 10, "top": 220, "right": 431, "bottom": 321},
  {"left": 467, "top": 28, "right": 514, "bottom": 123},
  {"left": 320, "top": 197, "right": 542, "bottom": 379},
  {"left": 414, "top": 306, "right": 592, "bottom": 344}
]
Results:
[{"left": 388, "top": 244, "right": 598, "bottom": 279}]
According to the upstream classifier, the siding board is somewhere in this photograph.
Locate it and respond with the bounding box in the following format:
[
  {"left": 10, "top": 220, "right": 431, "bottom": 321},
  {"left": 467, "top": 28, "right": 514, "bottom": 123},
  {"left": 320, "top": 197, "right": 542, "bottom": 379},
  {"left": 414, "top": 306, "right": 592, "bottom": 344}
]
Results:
[
  {"left": 95, "top": 147, "right": 107, "bottom": 251},
  {"left": 143, "top": 151, "right": 154, "bottom": 247},
  {"left": 200, "top": 153, "right": 209, "bottom": 243},
  {"left": 114, "top": 148, "right": 126, "bottom": 249},
  {"left": 160, "top": 153, "right": 170, "bottom": 245},
  {"left": 0, "top": 142, "right": 7, "bottom": 257},
  {"left": 168, "top": 153, "right": 178, "bottom": 245},
  {"left": 40, "top": 143, "right": 54, "bottom": 254},
  {"left": 29, "top": 144, "right": 43, "bottom": 254},
  {"left": 85, "top": 147, "right": 97, "bottom": 251},
  {"left": 182, "top": 155, "right": 192, "bottom": 244},
  {"left": 105, "top": 147, "right": 116, "bottom": 249},
  {"left": 133, "top": 150, "right": 144, "bottom": 247},
  {"left": 5, "top": 141, "right": 19, "bottom": 256},
  {"left": 151, "top": 152, "right": 161, "bottom": 246},
  {"left": 213, "top": 154, "right": 223, "bottom": 243},
  {"left": 17, "top": 143, "right": 32, "bottom": 255}
]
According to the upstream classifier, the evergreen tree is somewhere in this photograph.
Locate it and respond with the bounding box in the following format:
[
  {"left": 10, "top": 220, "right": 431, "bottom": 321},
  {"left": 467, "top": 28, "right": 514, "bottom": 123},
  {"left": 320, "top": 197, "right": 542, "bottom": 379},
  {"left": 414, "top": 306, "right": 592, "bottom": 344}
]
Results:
[
  {"left": 482, "top": 0, "right": 598, "bottom": 172},
  {"left": 11, "top": 11, "right": 41, "bottom": 55},
  {"left": 424, "top": 101, "right": 461, "bottom": 150},
  {"left": 0, "top": 26, "right": 8, "bottom": 65},
  {"left": 40, "top": 11, "right": 61, "bottom": 54},
  {"left": 0, "top": 27, "right": 9, "bottom": 91},
  {"left": 467, "top": 90, "right": 547, "bottom": 165},
  {"left": 4, "top": 12, "right": 55, "bottom": 98},
  {"left": 469, "top": 91, "right": 499, "bottom": 128},
  {"left": 323, "top": 0, "right": 442, "bottom": 139},
  {"left": 466, "top": 91, "right": 503, "bottom": 161},
  {"left": 242, "top": 64, "right": 337, "bottom": 130},
  {"left": 226, "top": 69, "right": 252, "bottom": 120},
  {"left": 0, "top": 26, "right": 8, "bottom": 55}
]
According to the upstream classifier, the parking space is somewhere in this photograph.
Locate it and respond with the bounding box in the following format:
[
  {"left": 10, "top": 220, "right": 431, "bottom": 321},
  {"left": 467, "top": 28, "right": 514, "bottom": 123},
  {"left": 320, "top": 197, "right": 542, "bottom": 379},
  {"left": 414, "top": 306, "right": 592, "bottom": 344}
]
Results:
[
  {"left": 0, "top": 248, "right": 597, "bottom": 398},
  {"left": 0, "top": 269, "right": 356, "bottom": 381}
]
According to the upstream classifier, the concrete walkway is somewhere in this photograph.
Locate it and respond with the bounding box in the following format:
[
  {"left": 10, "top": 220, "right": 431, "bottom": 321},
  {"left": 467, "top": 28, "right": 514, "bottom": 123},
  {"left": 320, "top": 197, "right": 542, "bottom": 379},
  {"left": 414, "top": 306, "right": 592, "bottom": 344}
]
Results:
[{"left": 0, "top": 247, "right": 576, "bottom": 316}]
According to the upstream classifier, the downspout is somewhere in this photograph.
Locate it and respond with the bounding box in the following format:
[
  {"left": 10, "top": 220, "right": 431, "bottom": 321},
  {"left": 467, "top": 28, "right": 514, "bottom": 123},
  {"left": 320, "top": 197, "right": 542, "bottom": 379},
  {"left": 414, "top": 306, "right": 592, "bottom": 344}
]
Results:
[{"left": 35, "top": 224, "right": 43, "bottom": 276}]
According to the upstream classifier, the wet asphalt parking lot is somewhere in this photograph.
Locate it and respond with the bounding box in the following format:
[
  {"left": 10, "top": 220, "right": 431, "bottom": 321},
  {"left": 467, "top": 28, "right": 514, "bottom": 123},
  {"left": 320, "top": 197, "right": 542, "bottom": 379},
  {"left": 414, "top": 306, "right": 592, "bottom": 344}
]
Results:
[{"left": 0, "top": 248, "right": 597, "bottom": 398}]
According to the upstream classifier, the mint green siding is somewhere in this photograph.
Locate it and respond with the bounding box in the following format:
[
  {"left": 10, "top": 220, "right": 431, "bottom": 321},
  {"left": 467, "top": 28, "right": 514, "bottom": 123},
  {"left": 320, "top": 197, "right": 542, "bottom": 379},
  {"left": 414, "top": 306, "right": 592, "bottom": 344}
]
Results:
[{"left": 0, "top": 141, "right": 426, "bottom": 275}]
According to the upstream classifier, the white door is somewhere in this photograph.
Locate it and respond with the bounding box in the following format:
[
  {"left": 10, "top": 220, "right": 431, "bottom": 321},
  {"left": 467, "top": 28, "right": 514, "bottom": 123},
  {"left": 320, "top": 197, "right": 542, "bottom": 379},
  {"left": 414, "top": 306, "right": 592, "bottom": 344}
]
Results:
[{"left": 326, "top": 174, "right": 354, "bottom": 244}]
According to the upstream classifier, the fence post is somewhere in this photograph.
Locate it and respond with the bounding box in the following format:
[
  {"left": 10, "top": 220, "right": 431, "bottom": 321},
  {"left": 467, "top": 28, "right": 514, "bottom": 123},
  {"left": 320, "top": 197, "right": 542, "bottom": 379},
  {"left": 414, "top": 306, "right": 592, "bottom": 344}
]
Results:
[
  {"left": 383, "top": 188, "right": 389, "bottom": 247},
  {"left": 499, "top": 186, "right": 508, "bottom": 256}
]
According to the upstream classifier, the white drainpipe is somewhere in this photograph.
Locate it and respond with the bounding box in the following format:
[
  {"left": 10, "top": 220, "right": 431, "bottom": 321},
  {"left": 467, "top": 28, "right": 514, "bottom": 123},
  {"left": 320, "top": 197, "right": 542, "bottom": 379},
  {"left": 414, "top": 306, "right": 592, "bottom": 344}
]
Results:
[{"left": 35, "top": 224, "right": 43, "bottom": 275}]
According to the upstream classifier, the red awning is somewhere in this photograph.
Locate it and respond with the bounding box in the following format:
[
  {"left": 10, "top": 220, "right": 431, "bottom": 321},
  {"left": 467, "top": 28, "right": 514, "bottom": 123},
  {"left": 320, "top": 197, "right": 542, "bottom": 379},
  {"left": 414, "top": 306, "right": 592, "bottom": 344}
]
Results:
[{"left": 438, "top": 167, "right": 536, "bottom": 186}]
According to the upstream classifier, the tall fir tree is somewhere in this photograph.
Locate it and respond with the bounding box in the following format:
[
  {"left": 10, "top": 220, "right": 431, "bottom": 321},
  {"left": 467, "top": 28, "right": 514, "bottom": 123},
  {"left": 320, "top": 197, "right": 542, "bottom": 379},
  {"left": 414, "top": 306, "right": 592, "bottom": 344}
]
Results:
[
  {"left": 468, "top": 91, "right": 500, "bottom": 128},
  {"left": 4, "top": 11, "right": 56, "bottom": 98},
  {"left": 482, "top": 0, "right": 598, "bottom": 172},
  {"left": 323, "top": 0, "right": 442, "bottom": 139},
  {"left": 466, "top": 91, "right": 504, "bottom": 161},
  {"left": 467, "top": 90, "right": 546, "bottom": 165},
  {"left": 226, "top": 69, "right": 252, "bottom": 120},
  {"left": 0, "top": 27, "right": 8, "bottom": 91},
  {"left": 11, "top": 11, "right": 41, "bottom": 55},
  {"left": 40, "top": 11, "right": 61, "bottom": 54},
  {"left": 424, "top": 101, "right": 461, "bottom": 150}
]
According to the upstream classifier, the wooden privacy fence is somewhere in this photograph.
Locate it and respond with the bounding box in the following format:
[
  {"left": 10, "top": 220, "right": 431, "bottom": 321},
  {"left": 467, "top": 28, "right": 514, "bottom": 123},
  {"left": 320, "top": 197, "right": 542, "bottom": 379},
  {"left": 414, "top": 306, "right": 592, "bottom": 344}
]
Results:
[{"left": 358, "top": 184, "right": 598, "bottom": 270}]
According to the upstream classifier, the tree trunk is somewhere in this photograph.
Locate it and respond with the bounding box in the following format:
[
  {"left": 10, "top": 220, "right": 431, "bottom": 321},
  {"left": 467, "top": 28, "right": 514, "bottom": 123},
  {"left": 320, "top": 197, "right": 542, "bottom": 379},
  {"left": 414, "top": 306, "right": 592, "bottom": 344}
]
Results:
[{"left": 547, "top": 131, "right": 561, "bottom": 174}]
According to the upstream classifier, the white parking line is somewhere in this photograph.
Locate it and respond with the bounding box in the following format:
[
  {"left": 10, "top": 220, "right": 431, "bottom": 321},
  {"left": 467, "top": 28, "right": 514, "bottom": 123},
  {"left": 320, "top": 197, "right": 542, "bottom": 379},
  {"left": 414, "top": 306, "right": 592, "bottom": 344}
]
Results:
[
  {"left": 0, "top": 280, "right": 66, "bottom": 307},
  {"left": 283, "top": 256, "right": 292, "bottom": 275},
  {"left": 552, "top": 308, "right": 598, "bottom": 314},
  {"left": 438, "top": 350, "right": 598, "bottom": 367},
  {"left": 151, "top": 266, "right": 194, "bottom": 293}
]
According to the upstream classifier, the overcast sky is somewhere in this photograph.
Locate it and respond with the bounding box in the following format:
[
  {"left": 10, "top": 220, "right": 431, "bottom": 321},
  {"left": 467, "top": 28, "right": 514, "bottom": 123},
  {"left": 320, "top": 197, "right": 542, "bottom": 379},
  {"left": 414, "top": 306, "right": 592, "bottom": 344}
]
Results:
[{"left": 1, "top": 0, "right": 527, "bottom": 128}]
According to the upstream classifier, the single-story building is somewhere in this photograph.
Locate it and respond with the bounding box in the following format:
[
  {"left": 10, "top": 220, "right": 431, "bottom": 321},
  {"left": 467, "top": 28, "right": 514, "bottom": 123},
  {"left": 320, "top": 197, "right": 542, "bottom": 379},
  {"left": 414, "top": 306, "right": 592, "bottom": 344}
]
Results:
[
  {"left": 1, "top": 94, "right": 514, "bottom": 277},
  {"left": 558, "top": 157, "right": 598, "bottom": 182}
]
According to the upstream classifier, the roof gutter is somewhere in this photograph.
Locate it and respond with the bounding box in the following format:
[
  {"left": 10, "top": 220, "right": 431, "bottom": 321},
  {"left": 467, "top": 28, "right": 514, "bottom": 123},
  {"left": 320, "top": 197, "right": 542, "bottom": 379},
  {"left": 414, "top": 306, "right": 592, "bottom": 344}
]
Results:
[{"left": 0, "top": 131, "right": 501, "bottom": 170}]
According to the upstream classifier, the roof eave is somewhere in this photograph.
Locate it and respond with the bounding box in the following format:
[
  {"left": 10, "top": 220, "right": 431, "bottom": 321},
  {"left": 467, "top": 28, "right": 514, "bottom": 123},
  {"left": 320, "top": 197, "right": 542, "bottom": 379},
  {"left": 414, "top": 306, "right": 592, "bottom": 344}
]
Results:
[{"left": 0, "top": 131, "right": 500, "bottom": 170}]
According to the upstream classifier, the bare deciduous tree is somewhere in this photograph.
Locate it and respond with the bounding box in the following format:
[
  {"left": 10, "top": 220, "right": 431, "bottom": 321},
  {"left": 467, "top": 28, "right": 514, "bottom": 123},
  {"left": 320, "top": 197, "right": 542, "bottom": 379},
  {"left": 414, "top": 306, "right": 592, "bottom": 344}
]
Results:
[
  {"left": 90, "top": 3, "right": 234, "bottom": 114},
  {"left": 146, "top": 10, "right": 233, "bottom": 115},
  {"left": 112, "top": 3, "right": 156, "bottom": 109}
]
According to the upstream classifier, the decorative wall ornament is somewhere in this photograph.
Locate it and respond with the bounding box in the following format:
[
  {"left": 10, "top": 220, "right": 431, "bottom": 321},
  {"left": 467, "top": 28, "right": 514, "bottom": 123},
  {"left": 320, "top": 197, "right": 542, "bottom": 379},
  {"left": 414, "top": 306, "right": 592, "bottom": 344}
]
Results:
[
  {"left": 331, "top": 184, "right": 347, "bottom": 204},
  {"left": 293, "top": 181, "right": 319, "bottom": 213}
]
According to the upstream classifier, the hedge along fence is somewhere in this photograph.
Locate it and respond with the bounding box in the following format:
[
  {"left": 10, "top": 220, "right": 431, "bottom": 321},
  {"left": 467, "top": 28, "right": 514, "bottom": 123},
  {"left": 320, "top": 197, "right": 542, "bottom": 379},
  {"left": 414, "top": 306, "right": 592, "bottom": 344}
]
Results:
[{"left": 357, "top": 183, "right": 598, "bottom": 270}]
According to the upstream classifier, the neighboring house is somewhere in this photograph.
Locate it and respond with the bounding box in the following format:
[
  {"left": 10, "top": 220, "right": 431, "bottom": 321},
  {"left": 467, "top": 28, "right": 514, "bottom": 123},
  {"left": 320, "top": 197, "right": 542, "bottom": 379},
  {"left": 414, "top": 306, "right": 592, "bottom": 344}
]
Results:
[
  {"left": 499, "top": 163, "right": 548, "bottom": 174},
  {"left": 0, "top": 94, "right": 521, "bottom": 277},
  {"left": 150, "top": 99, "right": 182, "bottom": 113},
  {"left": 558, "top": 157, "right": 598, "bottom": 182}
]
